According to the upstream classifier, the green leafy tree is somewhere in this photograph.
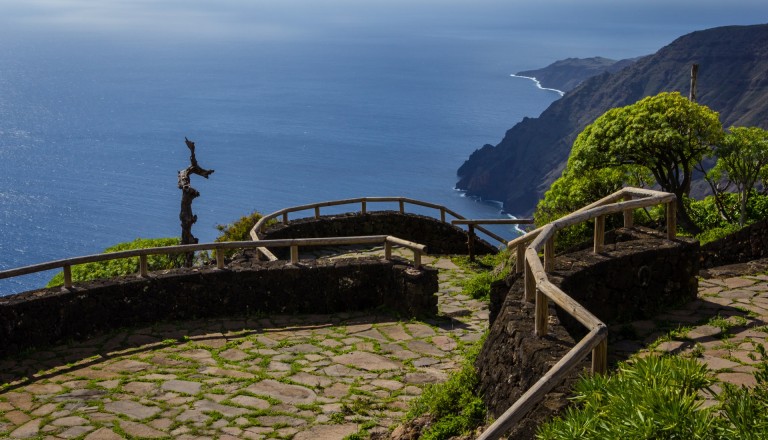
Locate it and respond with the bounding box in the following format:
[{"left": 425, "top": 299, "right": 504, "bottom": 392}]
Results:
[
  {"left": 567, "top": 92, "right": 723, "bottom": 233},
  {"left": 707, "top": 126, "right": 768, "bottom": 226}
]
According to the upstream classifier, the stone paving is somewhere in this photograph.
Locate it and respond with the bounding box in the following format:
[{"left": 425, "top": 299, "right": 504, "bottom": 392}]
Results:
[
  {"left": 0, "top": 254, "right": 488, "bottom": 439},
  {"left": 4, "top": 247, "right": 768, "bottom": 439}
]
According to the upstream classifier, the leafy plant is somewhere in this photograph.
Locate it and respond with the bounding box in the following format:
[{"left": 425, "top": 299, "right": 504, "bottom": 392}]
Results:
[
  {"left": 214, "top": 211, "right": 276, "bottom": 258},
  {"left": 453, "top": 250, "right": 511, "bottom": 300},
  {"left": 405, "top": 334, "right": 487, "bottom": 439},
  {"left": 46, "top": 237, "right": 183, "bottom": 287}
]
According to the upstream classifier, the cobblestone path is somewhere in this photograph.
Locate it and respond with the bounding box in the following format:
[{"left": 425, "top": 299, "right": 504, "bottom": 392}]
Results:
[{"left": 0, "top": 256, "right": 488, "bottom": 439}]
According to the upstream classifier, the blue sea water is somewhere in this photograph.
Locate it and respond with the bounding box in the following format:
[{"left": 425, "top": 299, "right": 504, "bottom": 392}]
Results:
[{"left": 0, "top": 1, "right": 764, "bottom": 294}]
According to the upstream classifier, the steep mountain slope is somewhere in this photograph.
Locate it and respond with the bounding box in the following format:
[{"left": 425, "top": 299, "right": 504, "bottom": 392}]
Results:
[{"left": 457, "top": 24, "right": 768, "bottom": 215}]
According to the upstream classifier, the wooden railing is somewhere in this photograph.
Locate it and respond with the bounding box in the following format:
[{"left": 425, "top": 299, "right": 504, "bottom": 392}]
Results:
[
  {"left": 0, "top": 236, "right": 427, "bottom": 291},
  {"left": 251, "top": 196, "right": 510, "bottom": 245},
  {"left": 476, "top": 187, "right": 677, "bottom": 439}
]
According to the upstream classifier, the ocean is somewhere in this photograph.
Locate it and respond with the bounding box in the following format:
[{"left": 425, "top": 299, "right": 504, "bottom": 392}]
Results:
[{"left": 0, "top": 1, "right": 763, "bottom": 294}]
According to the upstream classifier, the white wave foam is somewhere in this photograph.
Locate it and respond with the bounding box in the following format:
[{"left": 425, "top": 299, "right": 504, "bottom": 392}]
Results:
[{"left": 511, "top": 74, "right": 564, "bottom": 96}]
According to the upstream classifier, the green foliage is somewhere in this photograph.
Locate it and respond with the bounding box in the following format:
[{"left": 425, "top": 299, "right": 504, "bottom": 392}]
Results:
[
  {"left": 406, "top": 334, "right": 487, "bottom": 440},
  {"left": 538, "top": 352, "right": 768, "bottom": 440},
  {"left": 453, "top": 250, "right": 511, "bottom": 300},
  {"left": 708, "top": 126, "right": 768, "bottom": 226},
  {"left": 215, "top": 211, "right": 270, "bottom": 242},
  {"left": 46, "top": 237, "right": 182, "bottom": 287},
  {"left": 214, "top": 211, "right": 275, "bottom": 258},
  {"left": 541, "top": 92, "right": 722, "bottom": 234},
  {"left": 537, "top": 355, "right": 717, "bottom": 440}
]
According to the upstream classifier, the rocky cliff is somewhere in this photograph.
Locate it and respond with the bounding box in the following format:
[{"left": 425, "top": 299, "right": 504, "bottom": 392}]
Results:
[{"left": 457, "top": 24, "right": 768, "bottom": 215}]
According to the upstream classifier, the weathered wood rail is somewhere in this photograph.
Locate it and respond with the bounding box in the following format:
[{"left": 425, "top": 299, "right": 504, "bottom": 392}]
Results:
[
  {"left": 477, "top": 187, "right": 677, "bottom": 439},
  {"left": 251, "top": 196, "right": 512, "bottom": 243},
  {"left": 0, "top": 236, "right": 427, "bottom": 291}
]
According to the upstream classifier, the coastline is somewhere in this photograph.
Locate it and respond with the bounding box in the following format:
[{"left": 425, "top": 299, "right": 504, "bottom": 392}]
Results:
[{"left": 510, "top": 74, "right": 565, "bottom": 96}]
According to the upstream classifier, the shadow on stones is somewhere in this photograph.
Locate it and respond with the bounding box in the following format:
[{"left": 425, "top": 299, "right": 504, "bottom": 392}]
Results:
[{"left": 0, "top": 309, "right": 464, "bottom": 392}]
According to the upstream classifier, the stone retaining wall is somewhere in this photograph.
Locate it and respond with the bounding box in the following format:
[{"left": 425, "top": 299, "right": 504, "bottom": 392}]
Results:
[
  {"left": 0, "top": 257, "right": 438, "bottom": 357},
  {"left": 481, "top": 228, "right": 699, "bottom": 439},
  {"left": 261, "top": 211, "right": 498, "bottom": 256},
  {"left": 701, "top": 218, "right": 768, "bottom": 268}
]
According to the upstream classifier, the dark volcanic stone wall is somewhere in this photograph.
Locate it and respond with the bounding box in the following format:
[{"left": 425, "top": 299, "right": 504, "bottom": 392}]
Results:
[
  {"left": 701, "top": 218, "right": 768, "bottom": 268},
  {"left": 479, "top": 229, "right": 699, "bottom": 439},
  {"left": 260, "top": 211, "right": 498, "bottom": 256},
  {"left": 0, "top": 257, "right": 438, "bottom": 357}
]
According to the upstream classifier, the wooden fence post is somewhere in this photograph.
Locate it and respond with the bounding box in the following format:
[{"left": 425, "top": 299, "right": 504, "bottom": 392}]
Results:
[
  {"left": 524, "top": 259, "right": 535, "bottom": 302},
  {"left": 63, "top": 265, "right": 73, "bottom": 289},
  {"left": 385, "top": 241, "right": 392, "bottom": 260},
  {"left": 467, "top": 224, "right": 476, "bottom": 262},
  {"left": 535, "top": 288, "right": 549, "bottom": 336},
  {"left": 544, "top": 237, "right": 555, "bottom": 272},
  {"left": 413, "top": 251, "right": 421, "bottom": 269},
  {"left": 592, "top": 339, "right": 608, "bottom": 374},
  {"left": 139, "top": 255, "right": 149, "bottom": 277},
  {"left": 314, "top": 206, "right": 320, "bottom": 219},
  {"left": 399, "top": 200, "right": 405, "bottom": 213},
  {"left": 623, "top": 195, "right": 634, "bottom": 228},
  {"left": 282, "top": 212, "right": 289, "bottom": 225},
  {"left": 361, "top": 200, "right": 367, "bottom": 215},
  {"left": 516, "top": 244, "right": 525, "bottom": 274},
  {"left": 216, "top": 250, "right": 225, "bottom": 269},
  {"left": 666, "top": 201, "right": 677, "bottom": 239},
  {"left": 440, "top": 208, "right": 446, "bottom": 223},
  {"left": 290, "top": 245, "right": 299, "bottom": 264},
  {"left": 593, "top": 215, "right": 605, "bottom": 253}
]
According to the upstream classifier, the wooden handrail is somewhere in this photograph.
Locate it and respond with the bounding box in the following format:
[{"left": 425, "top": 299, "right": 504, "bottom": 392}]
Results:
[
  {"left": 478, "top": 187, "right": 677, "bottom": 439},
  {"left": 251, "top": 196, "right": 508, "bottom": 245},
  {"left": 0, "top": 235, "right": 428, "bottom": 290}
]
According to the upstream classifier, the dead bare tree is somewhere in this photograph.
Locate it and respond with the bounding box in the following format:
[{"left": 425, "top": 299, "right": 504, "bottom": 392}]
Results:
[{"left": 178, "top": 137, "right": 214, "bottom": 267}]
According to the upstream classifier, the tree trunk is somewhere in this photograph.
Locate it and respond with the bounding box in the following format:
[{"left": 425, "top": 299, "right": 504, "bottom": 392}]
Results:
[{"left": 178, "top": 138, "right": 214, "bottom": 267}]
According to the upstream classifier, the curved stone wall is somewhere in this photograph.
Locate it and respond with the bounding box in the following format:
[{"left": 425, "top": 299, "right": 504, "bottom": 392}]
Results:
[
  {"left": 0, "top": 257, "right": 438, "bottom": 357},
  {"left": 480, "top": 228, "right": 699, "bottom": 439},
  {"left": 260, "top": 211, "right": 498, "bottom": 256}
]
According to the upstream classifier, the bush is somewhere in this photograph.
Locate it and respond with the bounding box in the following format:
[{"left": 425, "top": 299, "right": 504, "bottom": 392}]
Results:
[
  {"left": 214, "top": 211, "right": 276, "bottom": 258},
  {"left": 537, "top": 351, "right": 768, "bottom": 440},
  {"left": 406, "top": 335, "right": 487, "bottom": 439},
  {"left": 453, "top": 250, "right": 511, "bottom": 300},
  {"left": 47, "top": 237, "right": 183, "bottom": 287}
]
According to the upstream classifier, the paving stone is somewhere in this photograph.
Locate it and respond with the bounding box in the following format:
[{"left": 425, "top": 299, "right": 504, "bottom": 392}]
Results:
[
  {"left": 687, "top": 325, "right": 722, "bottom": 339},
  {"left": 219, "top": 348, "right": 249, "bottom": 362},
  {"left": 194, "top": 400, "right": 249, "bottom": 417},
  {"left": 406, "top": 323, "right": 436, "bottom": 338},
  {"left": 293, "top": 424, "right": 359, "bottom": 439},
  {"left": 246, "top": 379, "right": 317, "bottom": 404},
  {"left": 200, "top": 366, "right": 255, "bottom": 379},
  {"left": 254, "top": 415, "right": 307, "bottom": 427},
  {"left": 104, "top": 359, "right": 151, "bottom": 373},
  {"left": 289, "top": 372, "right": 333, "bottom": 388},
  {"left": 83, "top": 427, "right": 123, "bottom": 440},
  {"left": 59, "top": 425, "right": 95, "bottom": 438},
  {"left": 322, "top": 382, "right": 350, "bottom": 399},
  {"left": 162, "top": 380, "right": 202, "bottom": 395},
  {"left": 701, "top": 355, "right": 741, "bottom": 371},
  {"left": 332, "top": 352, "right": 402, "bottom": 371},
  {"left": 230, "top": 395, "right": 271, "bottom": 410},
  {"left": 52, "top": 416, "right": 89, "bottom": 427},
  {"left": 723, "top": 277, "right": 757, "bottom": 289},
  {"left": 119, "top": 420, "right": 168, "bottom": 439},
  {"left": 8, "top": 419, "right": 40, "bottom": 438},
  {"left": 717, "top": 372, "right": 758, "bottom": 387},
  {"left": 405, "top": 340, "right": 445, "bottom": 357},
  {"left": 378, "top": 325, "right": 412, "bottom": 341},
  {"left": 103, "top": 400, "right": 161, "bottom": 420},
  {"left": 5, "top": 410, "right": 31, "bottom": 426},
  {"left": 404, "top": 371, "right": 447, "bottom": 384}
]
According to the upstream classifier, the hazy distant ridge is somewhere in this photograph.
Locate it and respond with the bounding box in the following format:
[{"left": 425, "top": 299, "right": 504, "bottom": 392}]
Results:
[
  {"left": 515, "top": 57, "right": 639, "bottom": 93},
  {"left": 456, "top": 24, "right": 768, "bottom": 215}
]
